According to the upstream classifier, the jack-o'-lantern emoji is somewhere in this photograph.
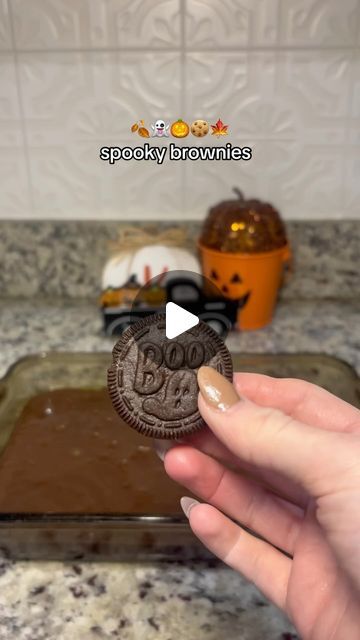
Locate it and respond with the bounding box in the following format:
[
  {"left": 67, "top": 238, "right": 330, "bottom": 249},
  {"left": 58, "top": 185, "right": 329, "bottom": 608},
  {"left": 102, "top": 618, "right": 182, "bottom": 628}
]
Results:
[
  {"left": 198, "top": 188, "right": 291, "bottom": 330},
  {"left": 170, "top": 119, "right": 190, "bottom": 138}
]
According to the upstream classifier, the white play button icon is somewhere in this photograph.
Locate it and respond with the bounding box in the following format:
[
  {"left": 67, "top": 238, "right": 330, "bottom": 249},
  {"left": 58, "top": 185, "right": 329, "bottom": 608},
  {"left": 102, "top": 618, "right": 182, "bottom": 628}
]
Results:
[{"left": 165, "top": 302, "right": 199, "bottom": 339}]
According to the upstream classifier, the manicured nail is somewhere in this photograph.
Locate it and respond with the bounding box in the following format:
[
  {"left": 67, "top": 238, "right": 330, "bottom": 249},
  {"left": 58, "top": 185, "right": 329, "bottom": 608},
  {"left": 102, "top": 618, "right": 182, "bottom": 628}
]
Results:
[
  {"left": 153, "top": 440, "right": 173, "bottom": 461},
  {"left": 180, "top": 496, "right": 200, "bottom": 518},
  {"left": 198, "top": 366, "right": 240, "bottom": 412},
  {"left": 153, "top": 439, "right": 177, "bottom": 461}
]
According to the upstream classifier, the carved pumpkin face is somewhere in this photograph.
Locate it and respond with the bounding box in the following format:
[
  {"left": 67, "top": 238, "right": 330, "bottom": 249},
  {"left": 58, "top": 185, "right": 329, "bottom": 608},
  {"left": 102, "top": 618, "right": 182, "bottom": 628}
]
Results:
[
  {"left": 208, "top": 267, "right": 247, "bottom": 299},
  {"left": 201, "top": 243, "right": 290, "bottom": 330}
]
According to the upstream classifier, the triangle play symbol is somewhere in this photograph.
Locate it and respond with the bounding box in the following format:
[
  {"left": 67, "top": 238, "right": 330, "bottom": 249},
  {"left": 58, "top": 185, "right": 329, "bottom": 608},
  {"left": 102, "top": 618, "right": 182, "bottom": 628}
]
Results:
[{"left": 165, "top": 302, "right": 199, "bottom": 339}]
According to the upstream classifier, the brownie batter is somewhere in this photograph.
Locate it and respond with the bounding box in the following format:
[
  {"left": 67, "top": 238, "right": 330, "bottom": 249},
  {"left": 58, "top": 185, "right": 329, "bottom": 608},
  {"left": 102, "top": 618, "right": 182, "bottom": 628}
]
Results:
[{"left": 0, "top": 388, "right": 185, "bottom": 514}]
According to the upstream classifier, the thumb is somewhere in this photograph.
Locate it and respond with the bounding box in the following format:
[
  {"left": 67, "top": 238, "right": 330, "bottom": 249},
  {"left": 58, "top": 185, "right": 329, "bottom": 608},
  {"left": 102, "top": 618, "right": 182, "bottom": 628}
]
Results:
[{"left": 197, "top": 367, "right": 347, "bottom": 496}]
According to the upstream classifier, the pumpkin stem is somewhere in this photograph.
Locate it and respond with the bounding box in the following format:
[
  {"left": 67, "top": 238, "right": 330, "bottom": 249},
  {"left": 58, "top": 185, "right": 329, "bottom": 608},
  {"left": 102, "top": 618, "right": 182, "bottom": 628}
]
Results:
[{"left": 233, "top": 187, "right": 244, "bottom": 200}]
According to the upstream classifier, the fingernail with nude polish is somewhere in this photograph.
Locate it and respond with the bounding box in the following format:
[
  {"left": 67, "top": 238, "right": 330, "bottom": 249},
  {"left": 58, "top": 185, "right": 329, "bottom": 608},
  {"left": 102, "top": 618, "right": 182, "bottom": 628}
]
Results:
[
  {"left": 180, "top": 496, "right": 200, "bottom": 519},
  {"left": 153, "top": 439, "right": 179, "bottom": 461},
  {"left": 197, "top": 366, "right": 240, "bottom": 412},
  {"left": 153, "top": 438, "right": 184, "bottom": 462}
]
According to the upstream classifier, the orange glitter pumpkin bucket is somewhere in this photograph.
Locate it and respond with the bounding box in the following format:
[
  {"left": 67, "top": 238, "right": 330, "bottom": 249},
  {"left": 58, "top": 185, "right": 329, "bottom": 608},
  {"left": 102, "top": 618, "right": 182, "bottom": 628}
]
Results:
[{"left": 198, "top": 189, "right": 292, "bottom": 331}]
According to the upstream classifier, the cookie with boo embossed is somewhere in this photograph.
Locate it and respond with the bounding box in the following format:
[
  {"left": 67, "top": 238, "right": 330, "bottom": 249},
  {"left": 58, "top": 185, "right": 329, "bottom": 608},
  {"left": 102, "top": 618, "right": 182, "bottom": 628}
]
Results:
[{"left": 107, "top": 314, "right": 233, "bottom": 439}]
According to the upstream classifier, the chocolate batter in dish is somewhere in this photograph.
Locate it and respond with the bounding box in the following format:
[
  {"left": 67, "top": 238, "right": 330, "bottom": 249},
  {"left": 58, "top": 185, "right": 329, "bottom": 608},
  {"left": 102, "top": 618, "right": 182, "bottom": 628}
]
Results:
[{"left": 0, "top": 388, "right": 185, "bottom": 514}]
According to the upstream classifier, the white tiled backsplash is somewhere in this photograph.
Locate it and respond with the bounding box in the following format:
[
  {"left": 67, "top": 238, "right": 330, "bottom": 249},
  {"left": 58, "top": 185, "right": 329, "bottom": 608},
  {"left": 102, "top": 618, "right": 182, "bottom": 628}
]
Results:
[{"left": 0, "top": 0, "right": 359, "bottom": 221}]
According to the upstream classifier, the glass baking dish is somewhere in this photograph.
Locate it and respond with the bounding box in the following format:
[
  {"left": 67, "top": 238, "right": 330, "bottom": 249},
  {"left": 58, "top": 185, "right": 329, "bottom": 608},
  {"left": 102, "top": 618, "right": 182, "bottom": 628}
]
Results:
[{"left": 0, "top": 351, "right": 358, "bottom": 561}]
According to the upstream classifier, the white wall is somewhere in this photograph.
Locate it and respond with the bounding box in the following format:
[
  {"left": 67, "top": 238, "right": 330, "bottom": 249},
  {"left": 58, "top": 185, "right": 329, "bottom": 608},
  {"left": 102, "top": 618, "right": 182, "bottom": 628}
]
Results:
[{"left": 0, "top": 0, "right": 359, "bottom": 220}]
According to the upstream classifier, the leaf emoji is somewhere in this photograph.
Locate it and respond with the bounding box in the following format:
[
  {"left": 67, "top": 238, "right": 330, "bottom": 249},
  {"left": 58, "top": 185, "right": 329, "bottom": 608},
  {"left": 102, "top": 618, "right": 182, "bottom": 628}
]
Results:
[
  {"left": 211, "top": 118, "right": 229, "bottom": 137},
  {"left": 131, "top": 122, "right": 139, "bottom": 132},
  {"left": 138, "top": 126, "right": 150, "bottom": 138}
]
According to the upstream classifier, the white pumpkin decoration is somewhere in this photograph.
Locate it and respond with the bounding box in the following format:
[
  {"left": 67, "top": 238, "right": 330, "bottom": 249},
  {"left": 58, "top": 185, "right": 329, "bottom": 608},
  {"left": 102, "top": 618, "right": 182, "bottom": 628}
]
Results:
[{"left": 102, "top": 244, "right": 200, "bottom": 290}]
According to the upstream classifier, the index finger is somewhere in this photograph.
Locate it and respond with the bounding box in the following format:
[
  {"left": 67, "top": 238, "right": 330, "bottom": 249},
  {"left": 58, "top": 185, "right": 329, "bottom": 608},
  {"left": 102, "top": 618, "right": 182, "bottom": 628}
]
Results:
[
  {"left": 198, "top": 367, "right": 359, "bottom": 496},
  {"left": 233, "top": 373, "right": 360, "bottom": 433}
]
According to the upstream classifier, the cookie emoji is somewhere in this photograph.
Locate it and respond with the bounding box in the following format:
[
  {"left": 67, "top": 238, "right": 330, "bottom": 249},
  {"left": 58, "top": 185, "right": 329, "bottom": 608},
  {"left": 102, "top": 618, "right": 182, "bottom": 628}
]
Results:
[
  {"left": 108, "top": 314, "right": 233, "bottom": 439},
  {"left": 191, "top": 120, "right": 209, "bottom": 137}
]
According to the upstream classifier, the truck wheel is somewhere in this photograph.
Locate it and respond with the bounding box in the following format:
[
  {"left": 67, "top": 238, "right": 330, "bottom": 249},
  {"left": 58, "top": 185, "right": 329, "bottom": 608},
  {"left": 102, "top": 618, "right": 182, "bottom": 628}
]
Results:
[
  {"left": 199, "top": 313, "right": 231, "bottom": 338},
  {"left": 106, "top": 316, "right": 134, "bottom": 336}
]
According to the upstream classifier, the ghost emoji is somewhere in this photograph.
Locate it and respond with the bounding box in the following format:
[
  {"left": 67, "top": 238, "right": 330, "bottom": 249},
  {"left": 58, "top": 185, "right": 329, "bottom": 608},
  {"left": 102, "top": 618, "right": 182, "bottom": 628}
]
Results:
[{"left": 151, "top": 119, "right": 170, "bottom": 137}]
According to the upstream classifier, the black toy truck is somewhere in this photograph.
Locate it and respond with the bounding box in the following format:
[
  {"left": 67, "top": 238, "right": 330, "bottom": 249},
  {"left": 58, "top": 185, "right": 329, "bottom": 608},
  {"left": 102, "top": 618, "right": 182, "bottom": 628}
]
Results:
[{"left": 102, "top": 276, "right": 244, "bottom": 337}]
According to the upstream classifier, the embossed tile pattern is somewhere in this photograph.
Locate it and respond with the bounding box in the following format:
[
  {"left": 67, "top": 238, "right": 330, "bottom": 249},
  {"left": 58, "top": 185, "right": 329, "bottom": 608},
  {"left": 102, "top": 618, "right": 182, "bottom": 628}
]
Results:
[
  {"left": 11, "top": 0, "right": 182, "bottom": 50},
  {"left": 0, "top": 0, "right": 12, "bottom": 50},
  {"left": 279, "top": 0, "right": 360, "bottom": 46},
  {"left": 0, "top": 0, "right": 359, "bottom": 220},
  {"left": 185, "top": 0, "right": 280, "bottom": 47}
]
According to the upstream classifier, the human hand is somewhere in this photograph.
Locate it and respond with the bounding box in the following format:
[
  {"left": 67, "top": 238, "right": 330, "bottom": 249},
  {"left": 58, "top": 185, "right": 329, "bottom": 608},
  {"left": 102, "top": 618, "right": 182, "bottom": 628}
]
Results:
[{"left": 157, "top": 367, "right": 360, "bottom": 640}]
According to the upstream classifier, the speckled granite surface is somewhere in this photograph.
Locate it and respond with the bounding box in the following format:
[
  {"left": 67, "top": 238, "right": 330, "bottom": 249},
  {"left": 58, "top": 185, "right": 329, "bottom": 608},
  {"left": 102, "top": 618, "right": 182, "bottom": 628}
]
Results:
[
  {"left": 0, "top": 220, "right": 359, "bottom": 301},
  {"left": 0, "top": 297, "right": 359, "bottom": 639},
  {"left": 0, "top": 557, "right": 295, "bottom": 640},
  {"left": 0, "top": 299, "right": 359, "bottom": 378}
]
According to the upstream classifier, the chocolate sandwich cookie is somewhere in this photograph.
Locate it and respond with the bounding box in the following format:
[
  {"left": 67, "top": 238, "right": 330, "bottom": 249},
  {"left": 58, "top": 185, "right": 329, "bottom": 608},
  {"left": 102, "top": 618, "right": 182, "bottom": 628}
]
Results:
[{"left": 108, "top": 314, "right": 233, "bottom": 439}]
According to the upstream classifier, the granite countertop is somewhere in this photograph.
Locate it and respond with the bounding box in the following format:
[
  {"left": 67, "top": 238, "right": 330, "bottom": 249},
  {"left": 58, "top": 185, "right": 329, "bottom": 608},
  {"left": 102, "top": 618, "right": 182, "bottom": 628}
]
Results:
[
  {"left": 1, "top": 298, "right": 359, "bottom": 378},
  {"left": 0, "top": 297, "right": 359, "bottom": 640}
]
